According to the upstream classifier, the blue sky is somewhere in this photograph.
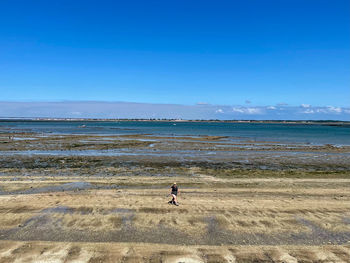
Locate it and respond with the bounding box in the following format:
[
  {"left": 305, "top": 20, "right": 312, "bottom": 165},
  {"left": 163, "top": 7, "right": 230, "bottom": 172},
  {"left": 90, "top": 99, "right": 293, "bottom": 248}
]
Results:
[{"left": 0, "top": 0, "right": 349, "bottom": 119}]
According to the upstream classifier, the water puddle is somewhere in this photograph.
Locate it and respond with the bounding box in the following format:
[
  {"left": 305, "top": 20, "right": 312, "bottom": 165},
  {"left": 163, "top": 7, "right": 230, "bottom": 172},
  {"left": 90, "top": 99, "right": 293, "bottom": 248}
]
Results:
[
  {"left": 0, "top": 182, "right": 94, "bottom": 195},
  {"left": 30, "top": 181, "right": 93, "bottom": 193},
  {"left": 342, "top": 217, "right": 350, "bottom": 225},
  {"left": 41, "top": 206, "right": 135, "bottom": 215},
  {"left": 41, "top": 206, "right": 75, "bottom": 214},
  {"left": 13, "top": 137, "right": 37, "bottom": 141},
  {"left": 111, "top": 208, "right": 134, "bottom": 214},
  {"left": 1, "top": 149, "right": 350, "bottom": 162}
]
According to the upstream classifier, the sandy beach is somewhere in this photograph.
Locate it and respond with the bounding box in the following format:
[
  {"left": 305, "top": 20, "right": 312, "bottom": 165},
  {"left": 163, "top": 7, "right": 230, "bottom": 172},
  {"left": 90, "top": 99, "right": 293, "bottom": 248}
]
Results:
[{"left": 0, "top": 132, "right": 350, "bottom": 262}]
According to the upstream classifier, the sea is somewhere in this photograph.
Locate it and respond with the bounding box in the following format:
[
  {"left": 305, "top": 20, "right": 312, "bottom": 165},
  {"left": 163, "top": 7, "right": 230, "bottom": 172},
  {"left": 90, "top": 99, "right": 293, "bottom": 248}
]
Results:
[{"left": 1, "top": 120, "right": 350, "bottom": 146}]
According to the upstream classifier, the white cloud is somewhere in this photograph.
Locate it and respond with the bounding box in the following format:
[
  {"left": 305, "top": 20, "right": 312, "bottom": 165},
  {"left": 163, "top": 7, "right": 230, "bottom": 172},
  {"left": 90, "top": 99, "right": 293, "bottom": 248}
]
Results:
[
  {"left": 232, "top": 107, "right": 245, "bottom": 113},
  {"left": 304, "top": 106, "right": 343, "bottom": 114},
  {"left": 327, "top": 106, "right": 342, "bottom": 113},
  {"left": 302, "top": 109, "right": 315, "bottom": 114},
  {"left": 232, "top": 107, "right": 262, "bottom": 114},
  {"left": 247, "top": 108, "right": 262, "bottom": 114},
  {"left": 196, "top": 102, "right": 209, "bottom": 105},
  {"left": 315, "top": 108, "right": 327, "bottom": 113},
  {"left": 267, "top": 106, "right": 276, "bottom": 110},
  {"left": 215, "top": 109, "right": 224, "bottom": 113},
  {"left": 301, "top": 104, "right": 311, "bottom": 108}
]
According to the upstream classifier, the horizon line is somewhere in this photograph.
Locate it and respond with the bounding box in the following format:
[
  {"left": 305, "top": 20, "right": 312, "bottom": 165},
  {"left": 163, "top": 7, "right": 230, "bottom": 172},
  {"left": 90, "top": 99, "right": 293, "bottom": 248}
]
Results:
[
  {"left": 0, "top": 100, "right": 348, "bottom": 108},
  {"left": 0, "top": 117, "right": 349, "bottom": 123}
]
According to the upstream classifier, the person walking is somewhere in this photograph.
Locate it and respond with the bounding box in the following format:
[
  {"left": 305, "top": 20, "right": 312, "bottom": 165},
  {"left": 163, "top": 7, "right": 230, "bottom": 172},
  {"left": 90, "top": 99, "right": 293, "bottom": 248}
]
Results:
[{"left": 170, "top": 182, "right": 179, "bottom": 206}]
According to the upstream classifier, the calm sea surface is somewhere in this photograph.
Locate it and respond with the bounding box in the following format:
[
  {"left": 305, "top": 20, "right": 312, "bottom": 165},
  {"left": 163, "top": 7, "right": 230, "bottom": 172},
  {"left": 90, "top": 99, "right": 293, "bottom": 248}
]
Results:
[{"left": 1, "top": 121, "right": 349, "bottom": 145}]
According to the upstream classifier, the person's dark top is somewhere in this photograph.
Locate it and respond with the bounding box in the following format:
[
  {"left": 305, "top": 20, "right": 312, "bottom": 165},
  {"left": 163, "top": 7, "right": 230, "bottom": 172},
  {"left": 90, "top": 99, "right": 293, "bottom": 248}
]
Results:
[{"left": 171, "top": 185, "right": 178, "bottom": 195}]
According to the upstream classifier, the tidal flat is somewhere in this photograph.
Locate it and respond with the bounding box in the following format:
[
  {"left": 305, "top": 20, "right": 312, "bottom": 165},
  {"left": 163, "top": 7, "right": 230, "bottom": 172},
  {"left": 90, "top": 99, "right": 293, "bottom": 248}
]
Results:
[{"left": 0, "top": 131, "right": 350, "bottom": 262}]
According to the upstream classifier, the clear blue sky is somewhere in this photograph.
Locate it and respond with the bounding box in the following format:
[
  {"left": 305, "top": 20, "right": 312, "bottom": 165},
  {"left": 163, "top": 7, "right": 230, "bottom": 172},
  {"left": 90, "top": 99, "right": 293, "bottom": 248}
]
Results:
[{"left": 0, "top": 0, "right": 349, "bottom": 107}]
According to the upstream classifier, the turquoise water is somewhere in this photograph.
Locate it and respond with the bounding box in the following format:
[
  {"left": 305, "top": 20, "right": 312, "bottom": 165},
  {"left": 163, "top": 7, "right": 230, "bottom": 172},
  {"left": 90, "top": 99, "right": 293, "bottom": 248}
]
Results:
[{"left": 1, "top": 120, "right": 349, "bottom": 145}]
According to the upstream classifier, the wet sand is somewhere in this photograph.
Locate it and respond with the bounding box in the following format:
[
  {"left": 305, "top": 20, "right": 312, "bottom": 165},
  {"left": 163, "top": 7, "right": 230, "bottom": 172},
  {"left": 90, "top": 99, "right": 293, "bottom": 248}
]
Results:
[{"left": 0, "top": 133, "right": 350, "bottom": 262}]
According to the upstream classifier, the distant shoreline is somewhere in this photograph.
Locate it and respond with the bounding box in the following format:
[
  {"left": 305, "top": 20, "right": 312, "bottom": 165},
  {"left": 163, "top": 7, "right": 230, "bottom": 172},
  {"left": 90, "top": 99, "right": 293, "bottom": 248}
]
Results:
[{"left": 0, "top": 118, "right": 349, "bottom": 126}]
